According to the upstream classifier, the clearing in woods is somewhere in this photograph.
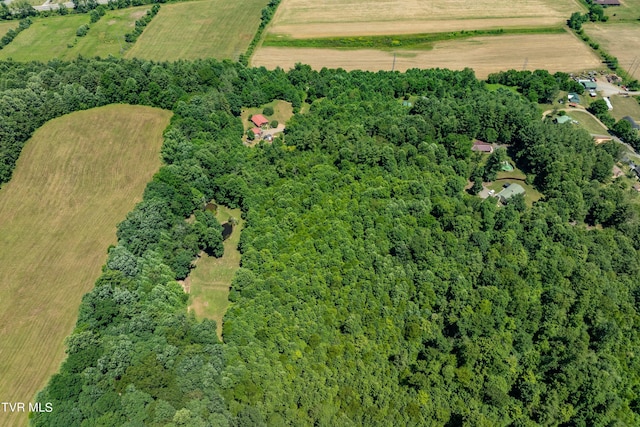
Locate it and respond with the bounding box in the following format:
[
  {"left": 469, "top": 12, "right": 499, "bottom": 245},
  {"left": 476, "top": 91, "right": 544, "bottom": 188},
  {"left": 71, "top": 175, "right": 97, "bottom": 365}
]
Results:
[
  {"left": 188, "top": 204, "right": 243, "bottom": 341},
  {"left": 0, "top": 105, "right": 171, "bottom": 427},
  {"left": 566, "top": 110, "right": 610, "bottom": 134},
  {"left": 241, "top": 100, "right": 294, "bottom": 131},
  {"left": 584, "top": 23, "right": 640, "bottom": 80},
  {"left": 124, "top": 0, "right": 269, "bottom": 61},
  {"left": 268, "top": 0, "right": 584, "bottom": 38},
  {"left": 252, "top": 33, "right": 602, "bottom": 79}
]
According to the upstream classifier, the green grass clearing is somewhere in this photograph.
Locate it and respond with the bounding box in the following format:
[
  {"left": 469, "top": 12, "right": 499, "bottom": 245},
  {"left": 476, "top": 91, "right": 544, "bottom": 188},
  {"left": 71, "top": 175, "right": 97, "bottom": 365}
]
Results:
[
  {"left": 488, "top": 178, "right": 543, "bottom": 207},
  {"left": 496, "top": 168, "right": 527, "bottom": 180},
  {"left": 603, "top": 1, "right": 640, "bottom": 22},
  {"left": 299, "top": 102, "right": 312, "bottom": 114},
  {"left": 567, "top": 110, "right": 609, "bottom": 134},
  {"left": 610, "top": 95, "right": 640, "bottom": 121},
  {"left": 263, "top": 27, "right": 565, "bottom": 50},
  {"left": 241, "top": 100, "right": 294, "bottom": 131},
  {"left": 487, "top": 163, "right": 543, "bottom": 207},
  {"left": 188, "top": 204, "right": 243, "bottom": 341},
  {"left": 70, "top": 6, "right": 150, "bottom": 58},
  {"left": 0, "top": 7, "right": 150, "bottom": 61},
  {"left": 0, "top": 14, "right": 88, "bottom": 61},
  {"left": 125, "top": 0, "right": 269, "bottom": 61},
  {"left": 0, "top": 8, "right": 151, "bottom": 61},
  {"left": 0, "top": 105, "right": 171, "bottom": 427},
  {"left": 0, "top": 20, "right": 18, "bottom": 39}
]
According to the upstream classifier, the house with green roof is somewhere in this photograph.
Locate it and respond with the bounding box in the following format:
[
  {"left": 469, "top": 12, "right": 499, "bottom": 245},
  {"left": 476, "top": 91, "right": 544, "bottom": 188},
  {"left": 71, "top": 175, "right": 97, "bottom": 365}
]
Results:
[
  {"left": 580, "top": 81, "right": 597, "bottom": 90},
  {"left": 555, "top": 115, "right": 571, "bottom": 124},
  {"left": 497, "top": 183, "right": 525, "bottom": 204}
]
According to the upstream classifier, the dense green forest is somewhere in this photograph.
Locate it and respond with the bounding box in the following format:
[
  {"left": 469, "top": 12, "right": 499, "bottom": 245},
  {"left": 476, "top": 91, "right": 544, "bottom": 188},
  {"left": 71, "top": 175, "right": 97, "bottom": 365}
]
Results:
[{"left": 1, "top": 59, "right": 639, "bottom": 425}]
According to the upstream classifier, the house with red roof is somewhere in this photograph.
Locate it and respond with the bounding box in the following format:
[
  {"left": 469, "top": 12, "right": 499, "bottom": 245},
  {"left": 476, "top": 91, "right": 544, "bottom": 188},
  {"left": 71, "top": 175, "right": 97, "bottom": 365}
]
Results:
[
  {"left": 251, "top": 114, "right": 269, "bottom": 128},
  {"left": 471, "top": 140, "right": 494, "bottom": 154}
]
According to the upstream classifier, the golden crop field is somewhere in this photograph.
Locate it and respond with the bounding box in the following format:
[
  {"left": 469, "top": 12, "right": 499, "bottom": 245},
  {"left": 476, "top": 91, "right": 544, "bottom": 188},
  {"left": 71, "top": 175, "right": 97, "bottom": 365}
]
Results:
[
  {"left": 268, "top": 0, "right": 584, "bottom": 38},
  {"left": 252, "top": 33, "right": 602, "bottom": 79},
  {"left": 125, "top": 0, "right": 269, "bottom": 61},
  {"left": 0, "top": 105, "right": 171, "bottom": 427},
  {"left": 585, "top": 23, "right": 640, "bottom": 80}
]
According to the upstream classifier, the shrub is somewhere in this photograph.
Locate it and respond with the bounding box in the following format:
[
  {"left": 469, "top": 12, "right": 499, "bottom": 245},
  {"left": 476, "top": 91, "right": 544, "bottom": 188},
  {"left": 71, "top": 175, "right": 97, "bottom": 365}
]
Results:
[
  {"left": 76, "top": 24, "right": 90, "bottom": 37},
  {"left": 270, "top": 120, "right": 278, "bottom": 128},
  {"left": 262, "top": 106, "right": 274, "bottom": 116}
]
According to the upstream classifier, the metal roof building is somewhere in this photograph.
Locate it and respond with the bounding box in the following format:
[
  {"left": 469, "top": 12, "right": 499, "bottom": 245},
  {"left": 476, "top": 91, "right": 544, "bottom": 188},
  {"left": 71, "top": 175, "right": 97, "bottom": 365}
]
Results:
[{"left": 497, "top": 183, "right": 525, "bottom": 204}]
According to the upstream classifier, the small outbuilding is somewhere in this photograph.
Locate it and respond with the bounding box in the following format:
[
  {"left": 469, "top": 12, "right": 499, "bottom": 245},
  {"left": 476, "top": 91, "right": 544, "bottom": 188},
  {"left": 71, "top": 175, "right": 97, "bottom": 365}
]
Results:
[
  {"left": 251, "top": 127, "right": 262, "bottom": 137},
  {"left": 497, "top": 183, "right": 525, "bottom": 204},
  {"left": 604, "top": 97, "right": 613, "bottom": 111},
  {"left": 580, "top": 81, "right": 597, "bottom": 90},
  {"left": 251, "top": 114, "right": 269, "bottom": 128},
  {"left": 555, "top": 115, "right": 572, "bottom": 124},
  {"left": 568, "top": 93, "right": 580, "bottom": 103}
]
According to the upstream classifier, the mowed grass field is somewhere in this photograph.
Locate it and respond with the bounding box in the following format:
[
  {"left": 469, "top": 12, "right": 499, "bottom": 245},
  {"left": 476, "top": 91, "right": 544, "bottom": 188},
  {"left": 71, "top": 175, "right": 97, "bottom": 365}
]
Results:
[
  {"left": 603, "top": 0, "right": 640, "bottom": 22},
  {"left": 585, "top": 23, "right": 640, "bottom": 80},
  {"left": 567, "top": 110, "right": 610, "bottom": 134},
  {"left": 0, "top": 105, "right": 171, "bottom": 427},
  {"left": 71, "top": 6, "right": 150, "bottom": 58},
  {"left": 0, "top": 14, "right": 87, "bottom": 62},
  {"left": 0, "top": 21, "right": 18, "bottom": 38},
  {"left": 268, "top": 0, "right": 584, "bottom": 38},
  {"left": 188, "top": 205, "right": 243, "bottom": 340},
  {"left": 253, "top": 33, "right": 602, "bottom": 79},
  {"left": 241, "top": 100, "right": 293, "bottom": 131},
  {"left": 125, "top": 0, "right": 269, "bottom": 61},
  {"left": 0, "top": 7, "right": 148, "bottom": 61},
  {"left": 610, "top": 95, "right": 640, "bottom": 121}
]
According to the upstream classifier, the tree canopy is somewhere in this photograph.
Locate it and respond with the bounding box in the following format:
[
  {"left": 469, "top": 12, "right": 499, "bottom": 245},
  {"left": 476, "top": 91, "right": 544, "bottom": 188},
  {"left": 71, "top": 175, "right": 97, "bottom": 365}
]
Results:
[{"left": 0, "top": 58, "right": 636, "bottom": 426}]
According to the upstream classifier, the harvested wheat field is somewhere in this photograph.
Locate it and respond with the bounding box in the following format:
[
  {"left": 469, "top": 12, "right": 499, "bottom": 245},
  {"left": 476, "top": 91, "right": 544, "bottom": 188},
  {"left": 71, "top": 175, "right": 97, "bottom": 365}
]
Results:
[
  {"left": 585, "top": 23, "right": 640, "bottom": 80},
  {"left": 252, "top": 33, "right": 602, "bottom": 79},
  {"left": 0, "top": 105, "right": 171, "bottom": 427},
  {"left": 269, "top": 0, "right": 584, "bottom": 38}
]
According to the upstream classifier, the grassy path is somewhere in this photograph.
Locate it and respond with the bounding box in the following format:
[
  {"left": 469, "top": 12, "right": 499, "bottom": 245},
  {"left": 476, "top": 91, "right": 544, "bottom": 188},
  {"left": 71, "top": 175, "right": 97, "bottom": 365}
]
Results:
[{"left": 188, "top": 204, "right": 243, "bottom": 341}]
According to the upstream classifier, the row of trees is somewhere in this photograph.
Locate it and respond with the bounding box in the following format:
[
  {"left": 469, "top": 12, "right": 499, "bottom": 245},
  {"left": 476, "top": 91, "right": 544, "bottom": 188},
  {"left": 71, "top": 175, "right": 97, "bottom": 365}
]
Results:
[
  {"left": 0, "top": 58, "right": 634, "bottom": 425},
  {"left": 124, "top": 4, "right": 160, "bottom": 43},
  {"left": 239, "top": 0, "right": 281, "bottom": 65},
  {"left": 0, "top": 18, "right": 31, "bottom": 48}
]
